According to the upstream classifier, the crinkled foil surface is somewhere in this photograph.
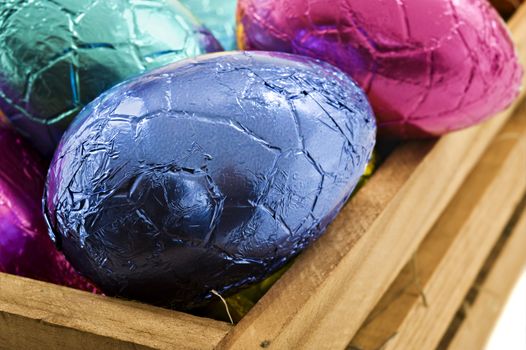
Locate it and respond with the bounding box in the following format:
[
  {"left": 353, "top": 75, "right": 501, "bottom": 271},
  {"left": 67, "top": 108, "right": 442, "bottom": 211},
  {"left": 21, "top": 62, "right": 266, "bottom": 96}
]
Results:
[
  {"left": 0, "top": 125, "right": 97, "bottom": 292},
  {"left": 45, "top": 51, "right": 376, "bottom": 308},
  {"left": 181, "top": 0, "right": 237, "bottom": 50},
  {"left": 0, "top": 0, "right": 222, "bottom": 156},
  {"left": 238, "top": 0, "right": 523, "bottom": 138}
]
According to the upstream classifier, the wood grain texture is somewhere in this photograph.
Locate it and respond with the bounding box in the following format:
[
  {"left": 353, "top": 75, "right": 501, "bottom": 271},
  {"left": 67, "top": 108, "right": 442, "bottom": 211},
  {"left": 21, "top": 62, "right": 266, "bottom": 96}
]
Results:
[
  {"left": 445, "top": 206, "right": 526, "bottom": 350},
  {"left": 0, "top": 273, "right": 231, "bottom": 350},
  {"left": 1, "top": 6, "right": 525, "bottom": 350},
  {"left": 216, "top": 7, "right": 526, "bottom": 350},
  {"left": 349, "top": 99, "right": 526, "bottom": 350}
]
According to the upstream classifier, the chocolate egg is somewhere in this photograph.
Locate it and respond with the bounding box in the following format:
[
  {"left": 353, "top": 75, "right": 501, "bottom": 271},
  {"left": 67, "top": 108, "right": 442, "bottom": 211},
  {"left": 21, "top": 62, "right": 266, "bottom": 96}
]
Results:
[
  {"left": 44, "top": 51, "right": 376, "bottom": 308},
  {"left": 237, "top": 0, "right": 523, "bottom": 138},
  {"left": 0, "top": 0, "right": 222, "bottom": 157},
  {"left": 0, "top": 125, "right": 97, "bottom": 292},
  {"left": 180, "top": 0, "right": 237, "bottom": 50}
]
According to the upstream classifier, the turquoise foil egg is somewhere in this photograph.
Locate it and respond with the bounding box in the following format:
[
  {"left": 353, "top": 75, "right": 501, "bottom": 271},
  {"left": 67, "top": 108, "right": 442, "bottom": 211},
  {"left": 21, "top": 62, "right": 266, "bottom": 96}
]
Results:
[
  {"left": 180, "top": 0, "right": 237, "bottom": 50},
  {"left": 0, "top": 0, "right": 222, "bottom": 156}
]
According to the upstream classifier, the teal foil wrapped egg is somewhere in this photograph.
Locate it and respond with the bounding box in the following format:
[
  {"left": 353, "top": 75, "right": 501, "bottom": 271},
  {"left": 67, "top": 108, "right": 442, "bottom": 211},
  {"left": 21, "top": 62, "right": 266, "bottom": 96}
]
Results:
[
  {"left": 180, "top": 0, "right": 237, "bottom": 50},
  {"left": 0, "top": 0, "right": 222, "bottom": 156}
]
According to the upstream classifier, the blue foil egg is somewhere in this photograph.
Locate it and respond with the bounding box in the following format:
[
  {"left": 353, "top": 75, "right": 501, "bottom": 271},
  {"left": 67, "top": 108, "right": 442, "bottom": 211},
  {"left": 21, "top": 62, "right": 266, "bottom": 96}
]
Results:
[
  {"left": 0, "top": 0, "right": 222, "bottom": 157},
  {"left": 180, "top": 0, "right": 237, "bottom": 50},
  {"left": 44, "top": 51, "right": 376, "bottom": 309}
]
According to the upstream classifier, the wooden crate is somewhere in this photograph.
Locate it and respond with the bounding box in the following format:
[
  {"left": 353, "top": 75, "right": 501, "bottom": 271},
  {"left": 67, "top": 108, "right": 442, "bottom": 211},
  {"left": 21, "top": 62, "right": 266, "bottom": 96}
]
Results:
[{"left": 1, "top": 5, "right": 526, "bottom": 350}]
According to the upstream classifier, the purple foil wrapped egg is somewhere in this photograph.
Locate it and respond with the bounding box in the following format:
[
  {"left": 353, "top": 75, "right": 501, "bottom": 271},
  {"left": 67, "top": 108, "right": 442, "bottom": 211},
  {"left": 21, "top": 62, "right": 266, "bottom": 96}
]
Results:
[
  {"left": 44, "top": 51, "right": 375, "bottom": 309},
  {"left": 0, "top": 125, "right": 98, "bottom": 292},
  {"left": 237, "top": 0, "right": 523, "bottom": 138}
]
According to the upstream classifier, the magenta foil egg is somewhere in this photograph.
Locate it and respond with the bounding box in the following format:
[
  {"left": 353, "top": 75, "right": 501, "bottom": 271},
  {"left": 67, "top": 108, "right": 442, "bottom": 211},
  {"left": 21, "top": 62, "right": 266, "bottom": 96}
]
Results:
[
  {"left": 237, "top": 0, "right": 523, "bottom": 138},
  {"left": 0, "top": 125, "right": 97, "bottom": 292}
]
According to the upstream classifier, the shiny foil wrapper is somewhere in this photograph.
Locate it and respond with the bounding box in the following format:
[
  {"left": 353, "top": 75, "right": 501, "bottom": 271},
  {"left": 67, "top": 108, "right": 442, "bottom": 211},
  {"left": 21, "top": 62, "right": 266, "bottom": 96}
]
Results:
[
  {"left": 181, "top": 0, "right": 238, "bottom": 50},
  {"left": 0, "top": 125, "right": 97, "bottom": 292},
  {"left": 237, "top": 0, "right": 523, "bottom": 139},
  {"left": 200, "top": 153, "right": 378, "bottom": 322},
  {"left": 44, "top": 51, "right": 376, "bottom": 309},
  {"left": 0, "top": 0, "right": 222, "bottom": 157}
]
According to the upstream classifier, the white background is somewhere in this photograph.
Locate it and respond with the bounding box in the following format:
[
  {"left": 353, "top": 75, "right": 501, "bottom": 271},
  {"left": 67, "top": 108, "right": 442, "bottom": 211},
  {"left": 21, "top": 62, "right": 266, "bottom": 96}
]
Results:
[{"left": 486, "top": 269, "right": 526, "bottom": 349}]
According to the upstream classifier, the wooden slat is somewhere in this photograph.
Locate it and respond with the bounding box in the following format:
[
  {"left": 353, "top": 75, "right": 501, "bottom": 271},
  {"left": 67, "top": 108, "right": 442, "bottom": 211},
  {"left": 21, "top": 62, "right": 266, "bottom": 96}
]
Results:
[
  {"left": 445, "top": 205, "right": 526, "bottom": 350},
  {"left": 2, "top": 7, "right": 525, "bottom": 350},
  {"left": 0, "top": 273, "right": 231, "bottom": 350},
  {"left": 437, "top": 195, "right": 526, "bottom": 350},
  {"left": 216, "top": 6, "right": 526, "bottom": 350},
  {"left": 349, "top": 97, "right": 526, "bottom": 350}
]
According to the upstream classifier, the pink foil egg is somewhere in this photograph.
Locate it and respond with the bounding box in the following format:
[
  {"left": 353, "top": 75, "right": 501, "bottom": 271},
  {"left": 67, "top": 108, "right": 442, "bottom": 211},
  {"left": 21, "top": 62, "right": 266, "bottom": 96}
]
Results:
[
  {"left": 0, "top": 125, "right": 98, "bottom": 292},
  {"left": 237, "top": 0, "right": 523, "bottom": 138}
]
